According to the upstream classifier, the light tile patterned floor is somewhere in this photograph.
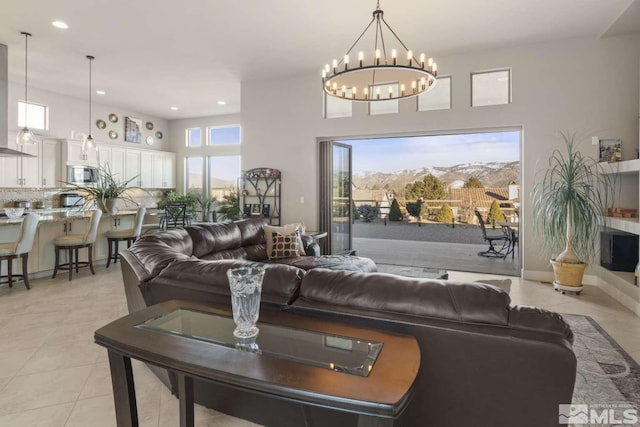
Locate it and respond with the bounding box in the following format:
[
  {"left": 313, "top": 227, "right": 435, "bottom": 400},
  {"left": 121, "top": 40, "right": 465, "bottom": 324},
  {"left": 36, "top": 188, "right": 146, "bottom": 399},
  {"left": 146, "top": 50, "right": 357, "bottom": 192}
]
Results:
[{"left": 0, "top": 264, "right": 638, "bottom": 426}]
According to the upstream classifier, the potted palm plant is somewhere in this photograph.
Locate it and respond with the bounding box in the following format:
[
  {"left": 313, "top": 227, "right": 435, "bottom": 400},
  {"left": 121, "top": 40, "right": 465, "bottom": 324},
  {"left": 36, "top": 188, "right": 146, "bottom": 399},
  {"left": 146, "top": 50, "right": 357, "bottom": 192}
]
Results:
[
  {"left": 531, "top": 132, "right": 614, "bottom": 294},
  {"left": 64, "top": 165, "right": 139, "bottom": 214}
]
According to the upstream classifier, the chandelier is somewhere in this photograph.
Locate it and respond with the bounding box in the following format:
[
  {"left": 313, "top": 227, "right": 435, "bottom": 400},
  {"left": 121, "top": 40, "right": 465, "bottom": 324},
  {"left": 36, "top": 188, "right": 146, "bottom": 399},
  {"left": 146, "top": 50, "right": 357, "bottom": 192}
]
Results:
[
  {"left": 17, "top": 32, "right": 36, "bottom": 146},
  {"left": 322, "top": 1, "right": 438, "bottom": 102},
  {"left": 82, "top": 55, "right": 97, "bottom": 155}
]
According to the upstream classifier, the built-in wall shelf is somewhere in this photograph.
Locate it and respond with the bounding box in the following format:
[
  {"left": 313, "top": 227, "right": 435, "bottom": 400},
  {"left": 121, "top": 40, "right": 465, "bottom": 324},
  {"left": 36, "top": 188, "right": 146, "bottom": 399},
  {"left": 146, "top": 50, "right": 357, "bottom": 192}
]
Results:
[
  {"left": 600, "top": 159, "right": 640, "bottom": 175},
  {"left": 604, "top": 216, "right": 640, "bottom": 235},
  {"left": 595, "top": 265, "right": 640, "bottom": 316}
]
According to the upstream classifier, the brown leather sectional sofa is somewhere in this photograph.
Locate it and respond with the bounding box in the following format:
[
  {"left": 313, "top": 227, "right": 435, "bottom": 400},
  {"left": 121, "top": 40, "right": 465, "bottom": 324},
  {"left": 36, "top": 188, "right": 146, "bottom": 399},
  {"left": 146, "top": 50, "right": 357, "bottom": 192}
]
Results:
[{"left": 119, "top": 218, "right": 576, "bottom": 427}]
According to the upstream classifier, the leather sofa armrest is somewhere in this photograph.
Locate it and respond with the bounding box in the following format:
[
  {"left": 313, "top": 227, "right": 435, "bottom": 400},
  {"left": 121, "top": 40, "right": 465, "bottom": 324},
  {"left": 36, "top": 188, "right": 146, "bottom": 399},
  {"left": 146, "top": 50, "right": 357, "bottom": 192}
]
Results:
[
  {"left": 509, "top": 305, "right": 574, "bottom": 343},
  {"left": 301, "top": 235, "right": 321, "bottom": 256}
]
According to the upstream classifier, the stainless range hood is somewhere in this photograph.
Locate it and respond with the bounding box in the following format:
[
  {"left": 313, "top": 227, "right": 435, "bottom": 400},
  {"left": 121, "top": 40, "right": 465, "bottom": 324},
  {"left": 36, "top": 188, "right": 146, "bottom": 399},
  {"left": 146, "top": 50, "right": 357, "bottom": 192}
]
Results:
[{"left": 0, "top": 43, "right": 35, "bottom": 157}]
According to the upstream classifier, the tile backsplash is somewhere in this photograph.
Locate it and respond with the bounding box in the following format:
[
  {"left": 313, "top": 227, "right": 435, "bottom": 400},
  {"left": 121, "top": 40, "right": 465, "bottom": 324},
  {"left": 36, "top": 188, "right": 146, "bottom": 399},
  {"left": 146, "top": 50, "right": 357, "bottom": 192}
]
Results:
[{"left": 0, "top": 188, "right": 165, "bottom": 210}]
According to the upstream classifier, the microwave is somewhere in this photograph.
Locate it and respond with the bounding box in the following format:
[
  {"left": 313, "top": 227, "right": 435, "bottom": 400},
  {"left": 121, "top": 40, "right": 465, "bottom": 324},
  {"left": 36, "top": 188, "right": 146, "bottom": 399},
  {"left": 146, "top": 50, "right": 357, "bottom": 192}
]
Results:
[{"left": 67, "top": 165, "right": 98, "bottom": 185}]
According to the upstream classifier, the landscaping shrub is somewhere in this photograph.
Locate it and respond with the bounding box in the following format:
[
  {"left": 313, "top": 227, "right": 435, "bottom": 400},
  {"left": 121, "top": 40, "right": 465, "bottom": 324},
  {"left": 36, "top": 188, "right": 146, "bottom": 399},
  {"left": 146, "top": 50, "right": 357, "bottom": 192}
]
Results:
[
  {"left": 388, "top": 198, "right": 403, "bottom": 221},
  {"left": 405, "top": 200, "right": 421, "bottom": 217},
  {"left": 435, "top": 203, "right": 454, "bottom": 223},
  {"left": 357, "top": 204, "right": 379, "bottom": 223},
  {"left": 486, "top": 200, "right": 506, "bottom": 225}
]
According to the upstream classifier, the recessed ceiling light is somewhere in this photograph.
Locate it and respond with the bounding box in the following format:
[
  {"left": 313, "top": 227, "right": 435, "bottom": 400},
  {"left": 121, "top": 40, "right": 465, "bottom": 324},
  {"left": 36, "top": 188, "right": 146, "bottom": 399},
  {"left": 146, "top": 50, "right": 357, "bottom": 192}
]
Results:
[
  {"left": 95, "top": 90, "right": 106, "bottom": 95},
  {"left": 52, "top": 21, "right": 69, "bottom": 29},
  {"left": 170, "top": 106, "right": 179, "bottom": 111},
  {"left": 217, "top": 101, "right": 226, "bottom": 105}
]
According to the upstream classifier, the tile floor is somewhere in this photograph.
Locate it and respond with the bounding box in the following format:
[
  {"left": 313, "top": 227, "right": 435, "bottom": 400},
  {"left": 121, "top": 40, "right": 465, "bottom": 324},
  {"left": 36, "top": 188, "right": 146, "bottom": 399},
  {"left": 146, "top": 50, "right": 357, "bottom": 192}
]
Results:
[{"left": 0, "top": 264, "right": 639, "bottom": 426}]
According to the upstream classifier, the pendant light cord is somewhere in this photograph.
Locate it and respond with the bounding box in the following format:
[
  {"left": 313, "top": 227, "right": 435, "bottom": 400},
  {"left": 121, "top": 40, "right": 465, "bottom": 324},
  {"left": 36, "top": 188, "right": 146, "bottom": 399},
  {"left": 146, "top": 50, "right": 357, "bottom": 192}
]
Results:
[
  {"left": 21, "top": 32, "right": 31, "bottom": 128},
  {"left": 87, "top": 55, "right": 94, "bottom": 136}
]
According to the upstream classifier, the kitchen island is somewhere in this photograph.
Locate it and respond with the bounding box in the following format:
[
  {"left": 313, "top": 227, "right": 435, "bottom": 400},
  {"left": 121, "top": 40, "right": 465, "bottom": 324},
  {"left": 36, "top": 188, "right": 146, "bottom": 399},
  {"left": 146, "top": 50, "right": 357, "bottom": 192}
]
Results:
[{"left": 0, "top": 208, "right": 158, "bottom": 279}]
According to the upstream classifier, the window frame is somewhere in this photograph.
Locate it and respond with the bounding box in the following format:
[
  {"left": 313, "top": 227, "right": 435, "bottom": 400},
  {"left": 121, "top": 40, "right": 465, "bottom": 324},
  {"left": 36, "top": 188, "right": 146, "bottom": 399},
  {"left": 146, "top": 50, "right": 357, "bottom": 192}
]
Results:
[
  {"left": 206, "top": 125, "right": 241, "bottom": 146},
  {"left": 416, "top": 75, "right": 452, "bottom": 112},
  {"left": 17, "top": 100, "right": 49, "bottom": 130},
  {"left": 470, "top": 68, "right": 512, "bottom": 107},
  {"left": 186, "top": 127, "right": 202, "bottom": 147}
]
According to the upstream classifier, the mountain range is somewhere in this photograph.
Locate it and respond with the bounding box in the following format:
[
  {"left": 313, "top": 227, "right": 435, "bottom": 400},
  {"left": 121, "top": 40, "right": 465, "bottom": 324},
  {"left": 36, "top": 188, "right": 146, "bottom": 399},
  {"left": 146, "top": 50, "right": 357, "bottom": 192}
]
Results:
[{"left": 353, "top": 161, "right": 520, "bottom": 196}]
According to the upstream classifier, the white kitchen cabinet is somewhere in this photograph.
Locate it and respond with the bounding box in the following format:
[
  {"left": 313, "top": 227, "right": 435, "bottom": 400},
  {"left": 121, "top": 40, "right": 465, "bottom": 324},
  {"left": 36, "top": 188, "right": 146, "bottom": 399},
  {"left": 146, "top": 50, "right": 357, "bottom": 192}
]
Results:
[
  {"left": 40, "top": 139, "right": 59, "bottom": 188},
  {"left": 0, "top": 138, "right": 39, "bottom": 188},
  {"left": 98, "top": 146, "right": 111, "bottom": 169},
  {"left": 125, "top": 150, "right": 141, "bottom": 187},
  {"left": 139, "top": 151, "right": 153, "bottom": 188},
  {"left": 109, "top": 148, "right": 127, "bottom": 182},
  {"left": 152, "top": 152, "right": 176, "bottom": 188},
  {"left": 62, "top": 140, "right": 98, "bottom": 166}
]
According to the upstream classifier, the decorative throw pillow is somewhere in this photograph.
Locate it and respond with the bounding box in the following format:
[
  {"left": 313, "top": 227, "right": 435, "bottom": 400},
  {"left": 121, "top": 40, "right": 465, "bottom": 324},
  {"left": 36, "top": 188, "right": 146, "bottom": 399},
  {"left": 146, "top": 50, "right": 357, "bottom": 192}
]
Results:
[
  {"left": 263, "top": 223, "right": 306, "bottom": 257},
  {"left": 270, "top": 232, "right": 300, "bottom": 260}
]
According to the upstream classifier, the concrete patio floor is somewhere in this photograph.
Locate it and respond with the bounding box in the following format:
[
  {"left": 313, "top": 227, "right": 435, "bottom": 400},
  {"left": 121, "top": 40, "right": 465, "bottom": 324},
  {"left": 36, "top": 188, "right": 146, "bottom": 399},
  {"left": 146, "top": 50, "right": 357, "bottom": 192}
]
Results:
[{"left": 353, "top": 237, "right": 521, "bottom": 277}]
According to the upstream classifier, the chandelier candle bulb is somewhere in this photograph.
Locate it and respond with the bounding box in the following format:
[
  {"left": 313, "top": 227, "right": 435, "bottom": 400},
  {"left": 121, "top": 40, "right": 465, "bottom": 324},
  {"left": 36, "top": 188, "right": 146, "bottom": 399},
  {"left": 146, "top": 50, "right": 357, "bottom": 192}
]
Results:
[
  {"left": 322, "top": 2, "right": 439, "bottom": 102},
  {"left": 432, "top": 63, "right": 437, "bottom": 75},
  {"left": 342, "top": 85, "right": 347, "bottom": 97}
]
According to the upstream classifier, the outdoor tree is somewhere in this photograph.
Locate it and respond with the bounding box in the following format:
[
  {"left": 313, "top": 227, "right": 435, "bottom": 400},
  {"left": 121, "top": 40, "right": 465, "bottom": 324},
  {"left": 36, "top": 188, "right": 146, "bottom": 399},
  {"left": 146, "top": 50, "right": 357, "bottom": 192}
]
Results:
[
  {"left": 486, "top": 200, "right": 506, "bottom": 225},
  {"left": 388, "top": 198, "right": 403, "bottom": 221},
  {"left": 404, "top": 174, "right": 447, "bottom": 200},
  {"left": 352, "top": 199, "right": 361, "bottom": 220},
  {"left": 217, "top": 190, "right": 242, "bottom": 221},
  {"left": 435, "top": 203, "right": 454, "bottom": 223},
  {"left": 357, "top": 204, "right": 379, "bottom": 223},
  {"left": 463, "top": 177, "right": 484, "bottom": 188},
  {"left": 405, "top": 200, "right": 421, "bottom": 217}
]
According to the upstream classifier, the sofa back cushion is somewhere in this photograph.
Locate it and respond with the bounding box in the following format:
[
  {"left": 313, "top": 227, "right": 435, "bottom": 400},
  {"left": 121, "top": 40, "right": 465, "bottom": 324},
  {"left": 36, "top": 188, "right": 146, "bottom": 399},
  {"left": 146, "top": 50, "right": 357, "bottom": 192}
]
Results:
[
  {"left": 185, "top": 218, "right": 269, "bottom": 260},
  {"left": 141, "top": 259, "right": 305, "bottom": 306},
  {"left": 298, "top": 268, "right": 511, "bottom": 326}
]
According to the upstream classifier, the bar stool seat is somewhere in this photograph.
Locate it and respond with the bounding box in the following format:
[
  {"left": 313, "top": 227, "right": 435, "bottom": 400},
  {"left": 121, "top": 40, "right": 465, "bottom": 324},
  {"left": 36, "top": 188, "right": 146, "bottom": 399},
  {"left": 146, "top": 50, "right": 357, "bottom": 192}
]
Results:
[
  {"left": 53, "top": 210, "right": 103, "bottom": 281},
  {"left": 0, "top": 213, "right": 40, "bottom": 290},
  {"left": 106, "top": 207, "right": 146, "bottom": 268}
]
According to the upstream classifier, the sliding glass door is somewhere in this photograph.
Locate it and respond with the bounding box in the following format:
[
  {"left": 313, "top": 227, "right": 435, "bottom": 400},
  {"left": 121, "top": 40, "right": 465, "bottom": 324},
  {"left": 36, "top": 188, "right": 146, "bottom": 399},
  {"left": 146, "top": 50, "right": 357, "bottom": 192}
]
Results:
[{"left": 319, "top": 141, "right": 352, "bottom": 254}]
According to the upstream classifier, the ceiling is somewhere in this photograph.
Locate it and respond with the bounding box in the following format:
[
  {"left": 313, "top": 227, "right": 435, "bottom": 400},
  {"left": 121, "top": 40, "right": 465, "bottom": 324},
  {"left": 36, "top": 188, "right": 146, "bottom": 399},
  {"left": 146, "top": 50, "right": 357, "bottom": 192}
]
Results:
[{"left": 1, "top": 0, "right": 639, "bottom": 120}]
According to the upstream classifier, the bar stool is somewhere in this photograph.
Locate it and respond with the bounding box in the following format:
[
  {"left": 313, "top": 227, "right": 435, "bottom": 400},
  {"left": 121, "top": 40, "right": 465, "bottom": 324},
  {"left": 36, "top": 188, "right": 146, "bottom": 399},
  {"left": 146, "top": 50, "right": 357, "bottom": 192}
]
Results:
[
  {"left": 0, "top": 213, "right": 40, "bottom": 290},
  {"left": 106, "top": 207, "right": 146, "bottom": 268},
  {"left": 52, "top": 210, "right": 103, "bottom": 281}
]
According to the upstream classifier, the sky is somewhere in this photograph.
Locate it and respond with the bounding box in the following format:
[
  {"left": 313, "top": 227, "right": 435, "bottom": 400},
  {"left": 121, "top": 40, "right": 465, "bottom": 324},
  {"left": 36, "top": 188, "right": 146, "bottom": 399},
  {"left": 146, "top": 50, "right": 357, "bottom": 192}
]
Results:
[{"left": 339, "top": 131, "right": 520, "bottom": 174}]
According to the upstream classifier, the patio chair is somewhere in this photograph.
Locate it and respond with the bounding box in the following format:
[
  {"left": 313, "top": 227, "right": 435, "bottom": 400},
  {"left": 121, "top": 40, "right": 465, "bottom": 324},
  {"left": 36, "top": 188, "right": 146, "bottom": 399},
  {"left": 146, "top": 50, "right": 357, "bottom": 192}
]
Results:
[{"left": 474, "top": 209, "right": 508, "bottom": 258}]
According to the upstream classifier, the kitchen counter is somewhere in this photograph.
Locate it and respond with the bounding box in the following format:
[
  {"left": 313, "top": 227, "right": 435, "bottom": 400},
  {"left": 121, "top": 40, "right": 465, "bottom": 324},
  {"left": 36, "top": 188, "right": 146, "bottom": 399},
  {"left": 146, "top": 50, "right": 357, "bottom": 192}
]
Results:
[{"left": 0, "top": 208, "right": 139, "bottom": 226}]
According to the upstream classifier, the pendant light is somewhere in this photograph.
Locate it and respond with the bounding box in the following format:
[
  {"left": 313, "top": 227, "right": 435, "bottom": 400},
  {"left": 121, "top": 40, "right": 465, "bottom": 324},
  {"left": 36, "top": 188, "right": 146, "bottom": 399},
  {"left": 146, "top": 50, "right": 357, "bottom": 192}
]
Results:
[
  {"left": 16, "top": 32, "right": 36, "bottom": 146},
  {"left": 82, "top": 55, "right": 97, "bottom": 155}
]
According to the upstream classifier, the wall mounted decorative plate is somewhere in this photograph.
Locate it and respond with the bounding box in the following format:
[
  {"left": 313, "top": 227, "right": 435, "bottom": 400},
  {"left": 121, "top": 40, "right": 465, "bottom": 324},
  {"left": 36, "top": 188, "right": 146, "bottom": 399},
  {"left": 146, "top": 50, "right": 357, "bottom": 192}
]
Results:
[
  {"left": 146, "top": 136, "right": 154, "bottom": 145},
  {"left": 96, "top": 119, "right": 107, "bottom": 129},
  {"left": 145, "top": 121, "right": 154, "bottom": 130},
  {"left": 108, "top": 130, "right": 118, "bottom": 139},
  {"left": 155, "top": 131, "right": 163, "bottom": 139},
  {"left": 108, "top": 113, "right": 118, "bottom": 123}
]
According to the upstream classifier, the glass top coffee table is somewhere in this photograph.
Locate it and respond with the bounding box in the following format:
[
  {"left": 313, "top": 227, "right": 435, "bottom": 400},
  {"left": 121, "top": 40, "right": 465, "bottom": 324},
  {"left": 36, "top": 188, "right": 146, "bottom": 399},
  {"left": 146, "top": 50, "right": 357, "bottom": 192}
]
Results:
[
  {"left": 138, "top": 308, "right": 383, "bottom": 377},
  {"left": 95, "top": 300, "right": 419, "bottom": 427}
]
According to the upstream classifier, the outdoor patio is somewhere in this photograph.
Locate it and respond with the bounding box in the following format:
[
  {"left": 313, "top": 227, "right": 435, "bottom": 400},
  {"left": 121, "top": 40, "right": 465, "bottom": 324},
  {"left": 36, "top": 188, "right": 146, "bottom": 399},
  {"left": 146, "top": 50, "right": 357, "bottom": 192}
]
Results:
[{"left": 352, "top": 221, "right": 520, "bottom": 277}]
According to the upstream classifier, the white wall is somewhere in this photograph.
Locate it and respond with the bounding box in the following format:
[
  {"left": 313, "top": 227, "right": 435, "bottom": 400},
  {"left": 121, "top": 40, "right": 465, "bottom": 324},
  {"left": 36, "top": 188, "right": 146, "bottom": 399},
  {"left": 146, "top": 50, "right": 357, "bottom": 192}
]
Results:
[
  {"left": 240, "top": 34, "right": 640, "bottom": 276},
  {"left": 168, "top": 114, "right": 241, "bottom": 193},
  {"left": 8, "top": 82, "right": 170, "bottom": 151}
]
